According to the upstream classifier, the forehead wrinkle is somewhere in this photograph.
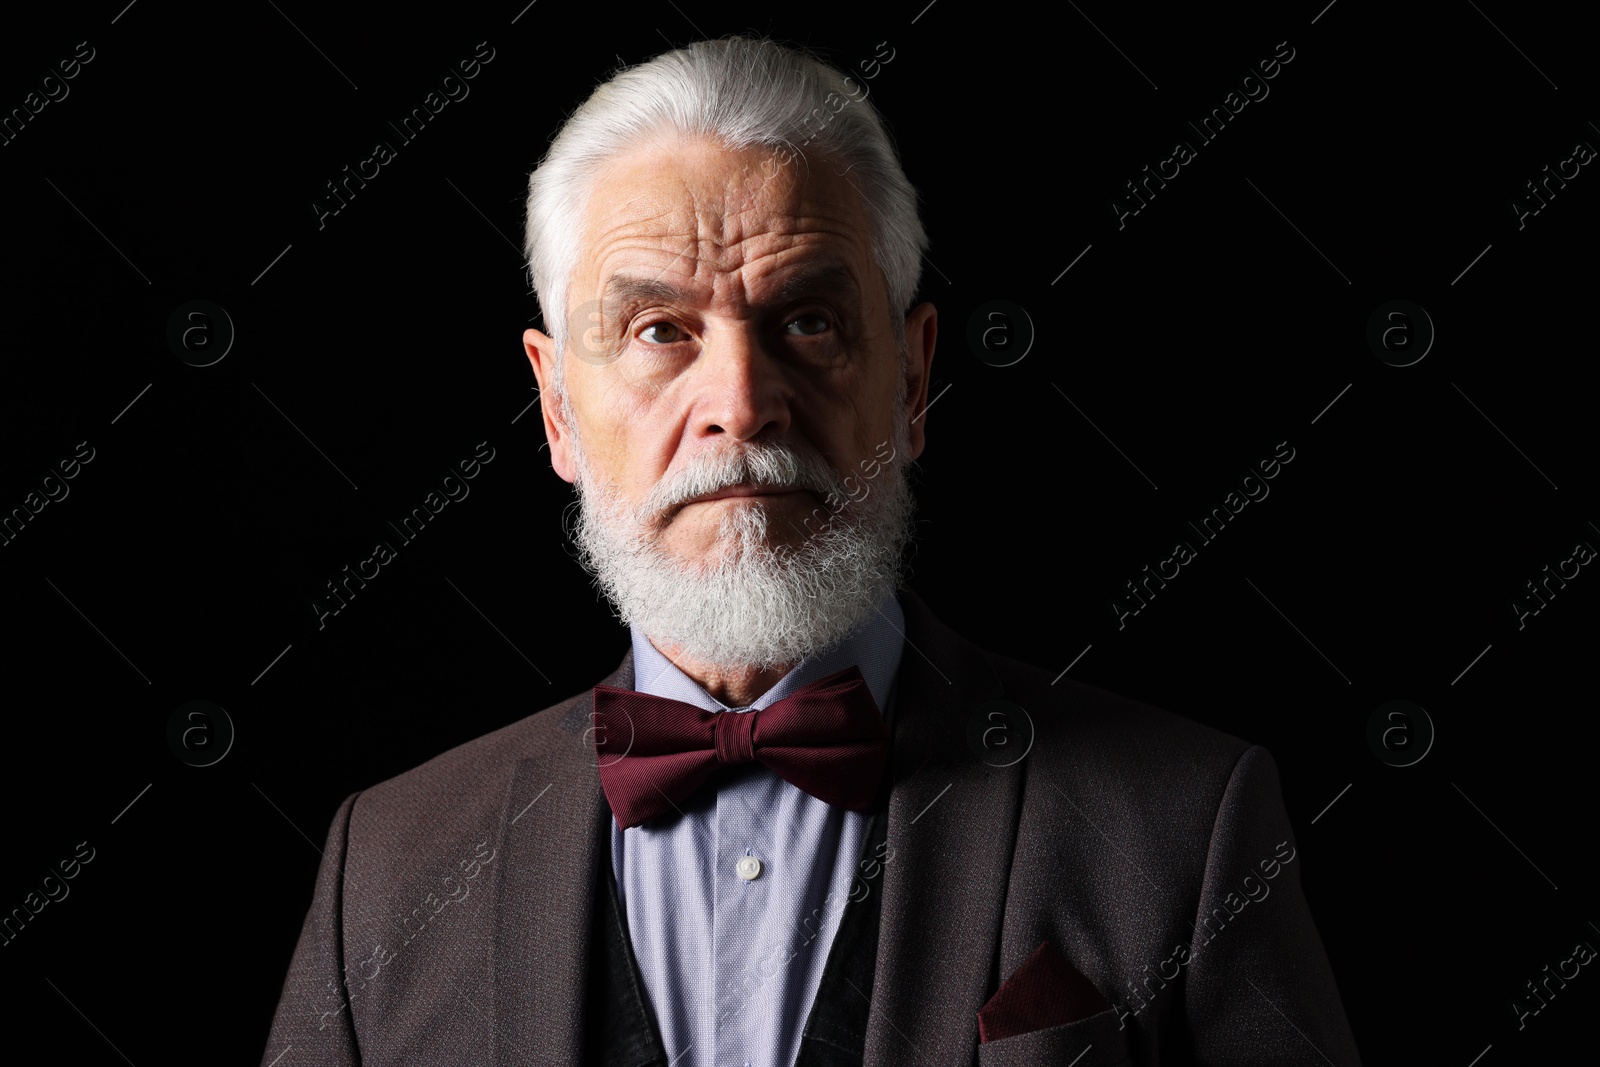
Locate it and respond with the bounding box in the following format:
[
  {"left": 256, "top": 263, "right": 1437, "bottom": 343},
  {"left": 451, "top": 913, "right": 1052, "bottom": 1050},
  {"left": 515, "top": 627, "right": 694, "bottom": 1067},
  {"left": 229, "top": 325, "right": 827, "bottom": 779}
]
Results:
[
  {"left": 580, "top": 145, "right": 879, "bottom": 314},
  {"left": 689, "top": 211, "right": 870, "bottom": 285},
  {"left": 581, "top": 166, "right": 702, "bottom": 271}
]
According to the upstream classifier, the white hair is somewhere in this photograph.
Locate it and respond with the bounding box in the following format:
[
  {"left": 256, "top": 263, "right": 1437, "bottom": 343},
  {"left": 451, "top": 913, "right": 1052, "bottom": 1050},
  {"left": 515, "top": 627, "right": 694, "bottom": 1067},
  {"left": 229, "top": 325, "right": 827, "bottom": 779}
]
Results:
[{"left": 522, "top": 35, "right": 929, "bottom": 415}]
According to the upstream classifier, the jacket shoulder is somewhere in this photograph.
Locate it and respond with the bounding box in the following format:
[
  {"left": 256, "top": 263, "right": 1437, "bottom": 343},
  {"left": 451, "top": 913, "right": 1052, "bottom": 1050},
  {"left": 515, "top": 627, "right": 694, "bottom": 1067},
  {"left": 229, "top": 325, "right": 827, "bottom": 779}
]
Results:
[
  {"left": 899, "top": 588, "right": 1252, "bottom": 783},
  {"left": 339, "top": 672, "right": 616, "bottom": 870},
  {"left": 975, "top": 645, "right": 1276, "bottom": 890},
  {"left": 366, "top": 685, "right": 592, "bottom": 801},
  {"left": 985, "top": 646, "right": 1254, "bottom": 775}
]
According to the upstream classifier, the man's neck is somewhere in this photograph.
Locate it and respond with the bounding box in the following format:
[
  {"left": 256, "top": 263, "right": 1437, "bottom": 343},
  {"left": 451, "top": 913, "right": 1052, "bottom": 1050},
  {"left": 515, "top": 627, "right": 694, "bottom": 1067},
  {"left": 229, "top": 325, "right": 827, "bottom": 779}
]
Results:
[{"left": 646, "top": 637, "right": 794, "bottom": 707}]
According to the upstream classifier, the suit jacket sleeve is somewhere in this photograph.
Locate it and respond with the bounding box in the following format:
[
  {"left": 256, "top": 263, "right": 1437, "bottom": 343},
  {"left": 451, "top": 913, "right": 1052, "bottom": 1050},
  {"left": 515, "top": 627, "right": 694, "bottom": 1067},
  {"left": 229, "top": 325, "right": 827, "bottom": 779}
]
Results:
[
  {"left": 1177, "top": 746, "right": 1361, "bottom": 1065},
  {"left": 260, "top": 791, "right": 363, "bottom": 1067}
]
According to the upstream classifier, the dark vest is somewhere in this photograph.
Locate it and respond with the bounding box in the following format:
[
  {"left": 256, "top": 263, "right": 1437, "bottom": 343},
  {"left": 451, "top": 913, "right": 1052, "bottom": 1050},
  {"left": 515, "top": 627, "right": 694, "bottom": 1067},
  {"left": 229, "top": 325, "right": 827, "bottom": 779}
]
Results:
[{"left": 582, "top": 799, "right": 890, "bottom": 1067}]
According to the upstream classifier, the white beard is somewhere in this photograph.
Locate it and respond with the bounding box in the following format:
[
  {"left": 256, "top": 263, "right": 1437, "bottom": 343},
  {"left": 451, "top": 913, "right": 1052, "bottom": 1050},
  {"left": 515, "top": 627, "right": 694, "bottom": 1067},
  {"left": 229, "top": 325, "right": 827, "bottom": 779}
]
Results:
[{"left": 567, "top": 415, "right": 916, "bottom": 671}]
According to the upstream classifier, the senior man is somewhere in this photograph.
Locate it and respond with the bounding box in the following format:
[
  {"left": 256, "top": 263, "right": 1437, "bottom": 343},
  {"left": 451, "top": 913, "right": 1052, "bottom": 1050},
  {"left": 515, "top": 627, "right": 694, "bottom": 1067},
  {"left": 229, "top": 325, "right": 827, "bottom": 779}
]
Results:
[{"left": 263, "top": 35, "right": 1361, "bottom": 1067}]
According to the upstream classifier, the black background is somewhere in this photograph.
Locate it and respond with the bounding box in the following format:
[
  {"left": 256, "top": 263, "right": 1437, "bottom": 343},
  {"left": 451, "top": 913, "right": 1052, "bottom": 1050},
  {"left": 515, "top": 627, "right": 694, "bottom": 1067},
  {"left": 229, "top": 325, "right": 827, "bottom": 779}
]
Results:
[{"left": 1, "top": 1, "right": 1595, "bottom": 1063}]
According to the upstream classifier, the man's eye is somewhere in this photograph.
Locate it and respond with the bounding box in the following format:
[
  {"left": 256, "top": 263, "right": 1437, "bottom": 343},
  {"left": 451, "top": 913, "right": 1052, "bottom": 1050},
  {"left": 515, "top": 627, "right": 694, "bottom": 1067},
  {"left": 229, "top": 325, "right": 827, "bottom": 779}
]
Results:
[
  {"left": 785, "top": 314, "right": 830, "bottom": 336},
  {"left": 639, "top": 321, "right": 684, "bottom": 344}
]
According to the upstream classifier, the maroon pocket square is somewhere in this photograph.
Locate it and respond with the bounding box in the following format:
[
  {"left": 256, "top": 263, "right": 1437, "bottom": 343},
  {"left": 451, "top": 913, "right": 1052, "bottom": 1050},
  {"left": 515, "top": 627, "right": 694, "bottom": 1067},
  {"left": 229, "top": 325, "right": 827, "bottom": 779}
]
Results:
[{"left": 977, "top": 939, "right": 1113, "bottom": 1043}]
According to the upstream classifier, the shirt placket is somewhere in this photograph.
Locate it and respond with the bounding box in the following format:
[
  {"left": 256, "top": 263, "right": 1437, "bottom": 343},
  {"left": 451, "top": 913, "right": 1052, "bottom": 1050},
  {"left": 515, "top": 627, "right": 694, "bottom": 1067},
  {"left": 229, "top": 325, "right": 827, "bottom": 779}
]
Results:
[{"left": 711, "top": 745, "right": 771, "bottom": 1067}]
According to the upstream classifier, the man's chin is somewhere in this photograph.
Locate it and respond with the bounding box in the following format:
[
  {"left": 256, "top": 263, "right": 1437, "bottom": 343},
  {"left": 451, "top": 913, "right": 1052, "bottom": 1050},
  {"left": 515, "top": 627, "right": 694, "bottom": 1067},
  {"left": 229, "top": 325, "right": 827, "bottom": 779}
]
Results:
[{"left": 660, "top": 535, "right": 804, "bottom": 577}]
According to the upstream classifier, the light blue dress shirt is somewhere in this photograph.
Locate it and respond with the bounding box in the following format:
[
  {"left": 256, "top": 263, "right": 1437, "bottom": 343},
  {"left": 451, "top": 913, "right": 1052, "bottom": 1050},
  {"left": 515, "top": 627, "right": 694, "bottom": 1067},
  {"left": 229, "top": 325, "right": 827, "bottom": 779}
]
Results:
[{"left": 610, "top": 594, "right": 905, "bottom": 1067}]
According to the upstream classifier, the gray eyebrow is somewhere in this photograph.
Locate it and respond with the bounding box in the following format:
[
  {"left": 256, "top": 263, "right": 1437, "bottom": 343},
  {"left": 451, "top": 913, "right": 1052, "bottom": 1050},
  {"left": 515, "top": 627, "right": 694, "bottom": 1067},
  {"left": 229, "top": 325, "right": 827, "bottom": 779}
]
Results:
[
  {"left": 597, "top": 262, "right": 861, "bottom": 319},
  {"left": 601, "top": 274, "right": 691, "bottom": 310},
  {"left": 770, "top": 263, "right": 860, "bottom": 306}
]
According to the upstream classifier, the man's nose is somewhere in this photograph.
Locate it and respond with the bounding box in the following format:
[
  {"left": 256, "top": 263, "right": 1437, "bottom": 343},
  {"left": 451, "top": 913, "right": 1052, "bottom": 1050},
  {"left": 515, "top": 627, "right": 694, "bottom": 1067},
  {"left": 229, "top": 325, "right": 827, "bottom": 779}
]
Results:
[{"left": 686, "top": 321, "right": 792, "bottom": 442}]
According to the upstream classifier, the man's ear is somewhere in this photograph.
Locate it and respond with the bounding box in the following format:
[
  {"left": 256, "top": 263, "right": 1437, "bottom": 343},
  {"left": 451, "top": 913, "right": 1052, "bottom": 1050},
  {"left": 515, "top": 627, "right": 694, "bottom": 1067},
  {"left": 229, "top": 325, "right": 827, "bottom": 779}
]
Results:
[
  {"left": 902, "top": 301, "right": 937, "bottom": 460},
  {"left": 523, "top": 327, "right": 577, "bottom": 484}
]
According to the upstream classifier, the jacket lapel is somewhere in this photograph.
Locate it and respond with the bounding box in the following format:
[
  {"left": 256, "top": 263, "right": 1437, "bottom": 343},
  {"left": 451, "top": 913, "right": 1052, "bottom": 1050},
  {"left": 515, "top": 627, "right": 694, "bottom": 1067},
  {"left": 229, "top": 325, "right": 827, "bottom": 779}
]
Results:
[
  {"left": 491, "top": 651, "right": 634, "bottom": 1067},
  {"left": 864, "top": 591, "right": 1024, "bottom": 1067}
]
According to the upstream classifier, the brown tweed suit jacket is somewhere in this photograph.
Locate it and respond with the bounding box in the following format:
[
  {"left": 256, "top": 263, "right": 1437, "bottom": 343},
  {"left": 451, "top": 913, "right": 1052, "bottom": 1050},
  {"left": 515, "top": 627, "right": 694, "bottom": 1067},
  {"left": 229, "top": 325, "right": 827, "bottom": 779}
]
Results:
[{"left": 262, "top": 590, "right": 1361, "bottom": 1065}]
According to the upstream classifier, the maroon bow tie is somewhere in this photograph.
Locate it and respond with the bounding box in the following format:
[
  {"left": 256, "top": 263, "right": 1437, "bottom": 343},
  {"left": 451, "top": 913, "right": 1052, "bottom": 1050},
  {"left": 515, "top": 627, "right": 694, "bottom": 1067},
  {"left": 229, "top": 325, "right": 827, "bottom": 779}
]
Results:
[{"left": 592, "top": 665, "right": 890, "bottom": 830}]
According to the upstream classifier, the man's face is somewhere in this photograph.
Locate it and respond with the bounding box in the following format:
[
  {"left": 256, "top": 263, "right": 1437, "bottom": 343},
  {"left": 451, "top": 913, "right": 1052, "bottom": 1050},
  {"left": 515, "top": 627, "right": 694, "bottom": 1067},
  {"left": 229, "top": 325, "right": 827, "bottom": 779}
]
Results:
[{"left": 525, "top": 134, "right": 936, "bottom": 573}]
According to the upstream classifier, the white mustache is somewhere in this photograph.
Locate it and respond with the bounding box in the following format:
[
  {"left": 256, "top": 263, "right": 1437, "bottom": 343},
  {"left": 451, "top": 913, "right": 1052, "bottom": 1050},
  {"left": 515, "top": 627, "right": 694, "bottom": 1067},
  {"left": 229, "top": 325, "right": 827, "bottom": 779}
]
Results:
[{"left": 640, "top": 440, "right": 846, "bottom": 520}]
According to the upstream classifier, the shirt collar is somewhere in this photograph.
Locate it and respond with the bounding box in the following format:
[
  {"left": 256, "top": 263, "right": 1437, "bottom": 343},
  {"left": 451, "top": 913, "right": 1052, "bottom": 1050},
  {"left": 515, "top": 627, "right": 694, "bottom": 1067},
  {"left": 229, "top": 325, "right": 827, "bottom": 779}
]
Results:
[{"left": 627, "top": 593, "right": 905, "bottom": 722}]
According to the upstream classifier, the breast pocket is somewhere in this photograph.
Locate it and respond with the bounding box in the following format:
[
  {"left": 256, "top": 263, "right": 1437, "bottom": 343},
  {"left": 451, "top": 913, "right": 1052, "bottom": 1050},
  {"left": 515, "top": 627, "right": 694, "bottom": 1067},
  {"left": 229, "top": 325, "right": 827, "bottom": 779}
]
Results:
[{"left": 976, "top": 1005, "right": 1132, "bottom": 1067}]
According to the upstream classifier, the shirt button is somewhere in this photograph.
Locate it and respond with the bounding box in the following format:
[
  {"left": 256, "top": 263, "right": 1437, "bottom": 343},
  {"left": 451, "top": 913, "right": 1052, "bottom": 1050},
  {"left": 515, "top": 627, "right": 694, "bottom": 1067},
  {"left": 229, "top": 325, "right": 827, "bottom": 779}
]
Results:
[{"left": 736, "top": 855, "right": 763, "bottom": 881}]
